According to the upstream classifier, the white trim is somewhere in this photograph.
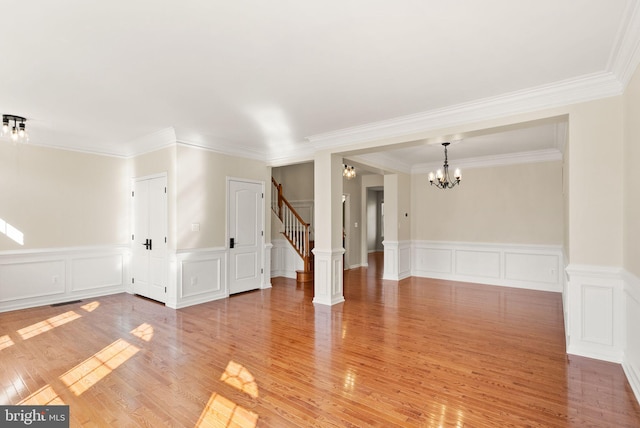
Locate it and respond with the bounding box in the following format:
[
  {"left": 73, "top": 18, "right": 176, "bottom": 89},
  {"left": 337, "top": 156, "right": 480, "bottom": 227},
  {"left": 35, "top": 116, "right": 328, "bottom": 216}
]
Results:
[
  {"left": 176, "top": 139, "right": 268, "bottom": 162},
  {"left": 306, "top": 72, "right": 622, "bottom": 150},
  {"left": 312, "top": 247, "right": 345, "bottom": 306},
  {"left": 412, "top": 240, "right": 563, "bottom": 292},
  {"left": 564, "top": 264, "right": 625, "bottom": 363},
  {"left": 382, "top": 240, "right": 412, "bottom": 281},
  {"left": 622, "top": 269, "right": 640, "bottom": 404},
  {"left": 171, "top": 247, "right": 227, "bottom": 309},
  {"left": 0, "top": 245, "right": 129, "bottom": 313},
  {"left": 411, "top": 149, "right": 562, "bottom": 174},
  {"left": 608, "top": 0, "right": 640, "bottom": 88}
]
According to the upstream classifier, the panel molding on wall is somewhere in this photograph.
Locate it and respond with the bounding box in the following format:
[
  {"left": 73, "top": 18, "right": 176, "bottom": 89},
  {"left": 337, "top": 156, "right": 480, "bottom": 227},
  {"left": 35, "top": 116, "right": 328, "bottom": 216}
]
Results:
[
  {"left": 382, "top": 240, "right": 411, "bottom": 281},
  {"left": 270, "top": 239, "right": 303, "bottom": 279},
  {"left": 173, "top": 247, "right": 227, "bottom": 309},
  {"left": 0, "top": 245, "right": 129, "bottom": 313},
  {"left": 622, "top": 269, "right": 640, "bottom": 404},
  {"left": 565, "top": 264, "right": 624, "bottom": 363},
  {"left": 412, "top": 241, "right": 563, "bottom": 292}
]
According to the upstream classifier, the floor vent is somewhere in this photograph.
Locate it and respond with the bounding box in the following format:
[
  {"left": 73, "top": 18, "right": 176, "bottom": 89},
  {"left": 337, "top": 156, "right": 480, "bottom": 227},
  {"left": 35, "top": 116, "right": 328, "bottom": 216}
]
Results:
[{"left": 50, "top": 300, "right": 82, "bottom": 307}]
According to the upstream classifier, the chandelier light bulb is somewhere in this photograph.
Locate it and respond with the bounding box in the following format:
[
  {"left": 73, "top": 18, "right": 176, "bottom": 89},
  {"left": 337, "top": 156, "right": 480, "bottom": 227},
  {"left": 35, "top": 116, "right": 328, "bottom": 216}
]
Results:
[
  {"left": 11, "top": 127, "right": 18, "bottom": 141},
  {"left": 429, "top": 142, "right": 461, "bottom": 189},
  {"left": 18, "top": 122, "right": 26, "bottom": 138}
]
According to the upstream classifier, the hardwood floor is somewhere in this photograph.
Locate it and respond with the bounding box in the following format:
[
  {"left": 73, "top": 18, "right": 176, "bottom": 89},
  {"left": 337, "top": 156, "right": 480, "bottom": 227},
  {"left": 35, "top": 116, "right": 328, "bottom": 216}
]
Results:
[{"left": 1, "top": 252, "right": 639, "bottom": 427}]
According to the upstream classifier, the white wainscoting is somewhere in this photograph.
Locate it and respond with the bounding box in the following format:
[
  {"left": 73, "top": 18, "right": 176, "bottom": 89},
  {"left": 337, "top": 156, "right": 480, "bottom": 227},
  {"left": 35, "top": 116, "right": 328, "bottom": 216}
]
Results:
[
  {"left": 412, "top": 241, "right": 563, "bottom": 292},
  {"left": 622, "top": 270, "right": 640, "bottom": 404},
  {"left": 0, "top": 246, "right": 129, "bottom": 313},
  {"left": 173, "top": 247, "right": 227, "bottom": 309},
  {"left": 270, "top": 238, "right": 303, "bottom": 279},
  {"left": 382, "top": 240, "right": 411, "bottom": 281},
  {"left": 565, "top": 265, "right": 625, "bottom": 363}
]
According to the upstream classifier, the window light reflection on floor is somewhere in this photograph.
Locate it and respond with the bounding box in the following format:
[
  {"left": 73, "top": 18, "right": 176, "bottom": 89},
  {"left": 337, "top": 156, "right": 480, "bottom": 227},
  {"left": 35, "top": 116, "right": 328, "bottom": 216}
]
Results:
[
  {"left": 195, "top": 392, "right": 258, "bottom": 428},
  {"left": 130, "top": 322, "right": 154, "bottom": 341},
  {"left": 18, "top": 384, "right": 66, "bottom": 405},
  {"left": 18, "top": 311, "right": 82, "bottom": 340},
  {"left": 220, "top": 360, "right": 259, "bottom": 398},
  {"left": 81, "top": 301, "right": 100, "bottom": 312},
  {"left": 59, "top": 338, "right": 139, "bottom": 396},
  {"left": 0, "top": 334, "right": 14, "bottom": 351}
]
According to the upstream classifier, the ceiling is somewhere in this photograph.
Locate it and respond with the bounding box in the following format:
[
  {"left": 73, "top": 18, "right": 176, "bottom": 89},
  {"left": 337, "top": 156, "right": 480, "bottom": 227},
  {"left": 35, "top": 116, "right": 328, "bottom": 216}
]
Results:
[{"left": 1, "top": 1, "right": 638, "bottom": 169}]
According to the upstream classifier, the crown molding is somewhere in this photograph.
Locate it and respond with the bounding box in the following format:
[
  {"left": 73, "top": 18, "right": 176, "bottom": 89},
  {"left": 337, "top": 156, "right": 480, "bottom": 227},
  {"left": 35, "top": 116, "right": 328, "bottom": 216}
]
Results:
[
  {"left": 306, "top": 72, "right": 623, "bottom": 150},
  {"left": 123, "top": 127, "right": 177, "bottom": 157},
  {"left": 175, "top": 137, "right": 268, "bottom": 162},
  {"left": 349, "top": 152, "right": 413, "bottom": 174},
  {"left": 411, "top": 149, "right": 562, "bottom": 174},
  {"left": 607, "top": 0, "right": 640, "bottom": 88}
]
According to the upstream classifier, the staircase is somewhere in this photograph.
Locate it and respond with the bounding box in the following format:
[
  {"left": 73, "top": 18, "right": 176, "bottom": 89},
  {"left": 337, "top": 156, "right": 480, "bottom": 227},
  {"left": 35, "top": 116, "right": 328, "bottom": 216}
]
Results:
[{"left": 271, "top": 177, "right": 313, "bottom": 283}]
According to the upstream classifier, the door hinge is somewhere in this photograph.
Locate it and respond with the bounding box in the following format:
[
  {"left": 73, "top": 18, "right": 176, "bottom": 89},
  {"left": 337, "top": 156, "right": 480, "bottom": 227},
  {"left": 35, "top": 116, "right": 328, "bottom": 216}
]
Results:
[
  {"left": 261, "top": 230, "right": 264, "bottom": 236},
  {"left": 132, "top": 234, "right": 134, "bottom": 241},
  {"left": 262, "top": 193, "right": 264, "bottom": 198},
  {"left": 132, "top": 278, "right": 134, "bottom": 284},
  {"left": 164, "top": 287, "right": 167, "bottom": 293},
  {"left": 131, "top": 191, "right": 134, "bottom": 197},
  {"left": 261, "top": 268, "right": 264, "bottom": 274},
  {"left": 165, "top": 237, "right": 167, "bottom": 243},
  {"left": 165, "top": 187, "right": 167, "bottom": 193}
]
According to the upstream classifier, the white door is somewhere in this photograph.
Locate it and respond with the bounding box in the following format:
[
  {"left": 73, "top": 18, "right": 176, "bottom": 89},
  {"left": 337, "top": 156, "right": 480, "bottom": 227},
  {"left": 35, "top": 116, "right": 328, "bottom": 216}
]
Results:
[
  {"left": 133, "top": 176, "right": 167, "bottom": 303},
  {"left": 228, "top": 179, "right": 263, "bottom": 294}
]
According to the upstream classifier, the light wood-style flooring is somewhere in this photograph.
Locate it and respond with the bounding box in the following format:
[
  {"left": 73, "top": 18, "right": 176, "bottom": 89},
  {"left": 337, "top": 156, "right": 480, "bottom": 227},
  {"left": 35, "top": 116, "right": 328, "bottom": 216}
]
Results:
[{"left": 1, "top": 253, "right": 639, "bottom": 427}]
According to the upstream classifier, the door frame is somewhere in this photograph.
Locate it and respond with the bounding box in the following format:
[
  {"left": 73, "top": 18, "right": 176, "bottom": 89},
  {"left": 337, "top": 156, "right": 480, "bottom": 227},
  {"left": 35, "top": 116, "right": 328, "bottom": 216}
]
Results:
[
  {"left": 226, "top": 176, "right": 266, "bottom": 295},
  {"left": 130, "top": 172, "right": 168, "bottom": 300}
]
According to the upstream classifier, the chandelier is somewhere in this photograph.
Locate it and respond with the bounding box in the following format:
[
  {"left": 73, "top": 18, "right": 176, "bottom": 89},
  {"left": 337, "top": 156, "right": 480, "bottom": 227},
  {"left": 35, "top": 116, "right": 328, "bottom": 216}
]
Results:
[
  {"left": 343, "top": 164, "right": 356, "bottom": 180},
  {"left": 2, "top": 114, "right": 28, "bottom": 142},
  {"left": 428, "top": 142, "right": 461, "bottom": 189}
]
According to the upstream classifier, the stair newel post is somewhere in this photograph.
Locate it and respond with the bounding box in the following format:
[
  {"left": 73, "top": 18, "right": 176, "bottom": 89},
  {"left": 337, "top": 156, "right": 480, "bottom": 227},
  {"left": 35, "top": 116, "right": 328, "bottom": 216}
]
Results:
[{"left": 304, "top": 224, "right": 310, "bottom": 272}]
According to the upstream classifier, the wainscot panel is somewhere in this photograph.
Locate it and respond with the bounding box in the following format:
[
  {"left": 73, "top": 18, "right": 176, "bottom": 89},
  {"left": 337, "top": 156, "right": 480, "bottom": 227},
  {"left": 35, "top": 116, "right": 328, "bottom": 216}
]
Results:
[
  {"left": 412, "top": 241, "right": 563, "bottom": 292},
  {"left": 174, "top": 247, "right": 227, "bottom": 309},
  {"left": 0, "top": 246, "right": 129, "bottom": 313},
  {"left": 382, "top": 241, "right": 411, "bottom": 281},
  {"left": 565, "top": 264, "right": 624, "bottom": 363},
  {"left": 270, "top": 239, "right": 303, "bottom": 279}
]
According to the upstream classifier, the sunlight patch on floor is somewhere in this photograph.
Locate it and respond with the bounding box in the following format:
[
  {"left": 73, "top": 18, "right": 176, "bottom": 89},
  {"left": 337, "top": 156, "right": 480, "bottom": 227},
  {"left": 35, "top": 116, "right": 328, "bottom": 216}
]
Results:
[
  {"left": 59, "top": 338, "right": 139, "bottom": 396},
  {"left": 130, "top": 322, "right": 154, "bottom": 342},
  {"left": 220, "top": 361, "right": 259, "bottom": 398},
  {"left": 81, "top": 301, "right": 100, "bottom": 312},
  {"left": 18, "top": 311, "right": 82, "bottom": 340},
  {"left": 0, "top": 334, "right": 14, "bottom": 351},
  {"left": 18, "top": 384, "right": 65, "bottom": 405},
  {"left": 195, "top": 392, "right": 258, "bottom": 428}
]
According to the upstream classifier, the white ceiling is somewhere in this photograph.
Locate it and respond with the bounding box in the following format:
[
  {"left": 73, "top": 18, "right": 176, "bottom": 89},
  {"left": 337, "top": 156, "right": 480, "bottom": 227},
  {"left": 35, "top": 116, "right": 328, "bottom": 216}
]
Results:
[{"left": 1, "top": 1, "right": 638, "bottom": 168}]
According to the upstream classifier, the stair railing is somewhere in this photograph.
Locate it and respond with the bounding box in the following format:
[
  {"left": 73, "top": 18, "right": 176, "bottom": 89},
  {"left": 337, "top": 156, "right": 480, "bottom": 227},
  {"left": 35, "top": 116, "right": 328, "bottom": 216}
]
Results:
[{"left": 271, "top": 177, "right": 312, "bottom": 272}]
